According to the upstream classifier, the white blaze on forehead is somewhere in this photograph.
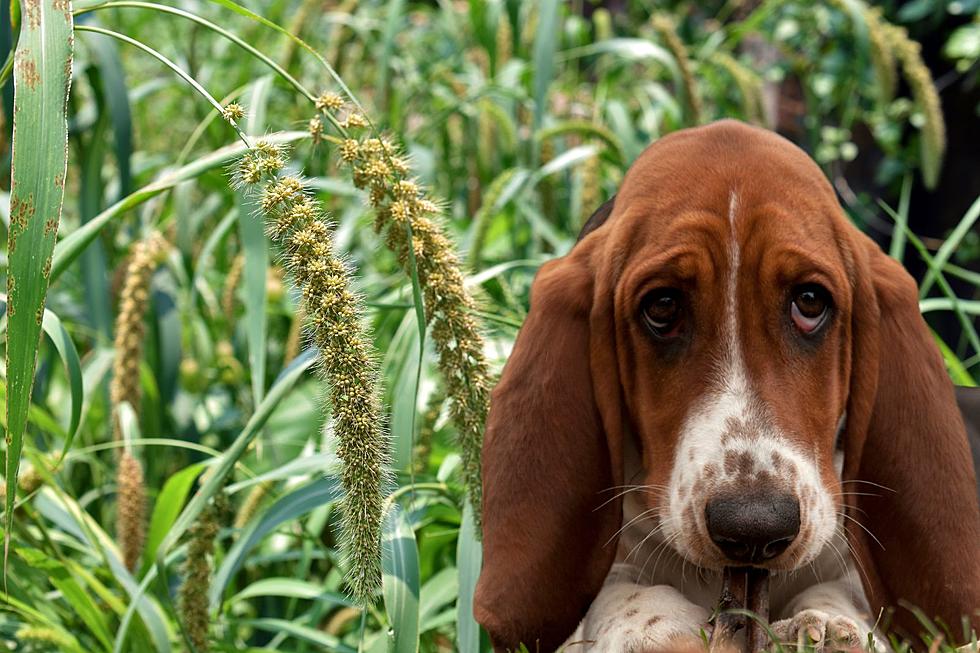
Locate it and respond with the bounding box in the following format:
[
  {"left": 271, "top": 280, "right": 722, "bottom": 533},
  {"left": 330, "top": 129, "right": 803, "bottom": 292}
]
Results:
[{"left": 658, "top": 188, "right": 837, "bottom": 567}]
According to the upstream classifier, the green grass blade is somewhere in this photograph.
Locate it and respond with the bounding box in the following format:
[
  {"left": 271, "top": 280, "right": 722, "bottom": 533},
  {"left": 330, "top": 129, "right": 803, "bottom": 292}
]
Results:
[
  {"left": 919, "top": 194, "right": 980, "bottom": 298},
  {"left": 382, "top": 505, "right": 420, "bottom": 653},
  {"left": 5, "top": 0, "right": 73, "bottom": 563},
  {"left": 51, "top": 130, "right": 308, "bottom": 282},
  {"left": 210, "top": 476, "right": 342, "bottom": 609},
  {"left": 73, "top": 24, "right": 247, "bottom": 145},
  {"left": 531, "top": 0, "right": 560, "bottom": 135},
  {"left": 84, "top": 28, "right": 132, "bottom": 199},
  {"left": 114, "top": 351, "right": 317, "bottom": 652},
  {"left": 40, "top": 308, "right": 83, "bottom": 458},
  {"left": 238, "top": 78, "right": 272, "bottom": 405},
  {"left": 140, "top": 462, "right": 207, "bottom": 577},
  {"left": 456, "top": 502, "right": 483, "bottom": 652}
]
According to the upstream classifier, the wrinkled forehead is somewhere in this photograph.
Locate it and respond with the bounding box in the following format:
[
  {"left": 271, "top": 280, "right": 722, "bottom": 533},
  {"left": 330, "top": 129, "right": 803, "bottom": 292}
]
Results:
[{"left": 603, "top": 121, "right": 845, "bottom": 261}]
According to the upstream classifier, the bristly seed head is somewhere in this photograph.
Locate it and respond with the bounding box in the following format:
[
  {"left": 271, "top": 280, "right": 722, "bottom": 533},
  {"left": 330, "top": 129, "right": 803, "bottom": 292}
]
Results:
[
  {"left": 315, "top": 91, "right": 344, "bottom": 113},
  {"left": 222, "top": 102, "right": 246, "bottom": 124}
]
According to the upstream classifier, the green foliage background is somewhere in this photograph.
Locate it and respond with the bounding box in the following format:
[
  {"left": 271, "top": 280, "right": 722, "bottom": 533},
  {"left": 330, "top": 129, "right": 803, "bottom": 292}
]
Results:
[{"left": 1, "top": 0, "right": 978, "bottom": 651}]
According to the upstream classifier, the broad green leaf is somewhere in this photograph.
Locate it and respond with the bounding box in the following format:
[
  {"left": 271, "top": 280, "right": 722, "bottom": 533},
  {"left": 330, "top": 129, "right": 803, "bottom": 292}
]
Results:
[
  {"left": 382, "top": 506, "right": 420, "bottom": 653},
  {"left": 243, "top": 619, "right": 357, "bottom": 653},
  {"left": 5, "top": 0, "right": 73, "bottom": 560},
  {"left": 141, "top": 462, "right": 207, "bottom": 577},
  {"left": 230, "top": 578, "right": 353, "bottom": 606}
]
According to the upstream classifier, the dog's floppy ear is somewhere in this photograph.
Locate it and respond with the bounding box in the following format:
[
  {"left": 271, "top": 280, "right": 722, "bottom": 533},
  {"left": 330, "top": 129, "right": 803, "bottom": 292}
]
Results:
[
  {"left": 842, "top": 234, "right": 980, "bottom": 641},
  {"left": 474, "top": 236, "right": 624, "bottom": 652}
]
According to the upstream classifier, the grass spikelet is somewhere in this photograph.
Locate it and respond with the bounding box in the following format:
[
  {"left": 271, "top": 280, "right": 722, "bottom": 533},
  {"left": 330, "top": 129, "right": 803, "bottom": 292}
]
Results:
[
  {"left": 330, "top": 129, "right": 491, "bottom": 525},
  {"left": 709, "top": 51, "right": 765, "bottom": 124},
  {"left": 109, "top": 232, "right": 166, "bottom": 571},
  {"left": 495, "top": 13, "right": 512, "bottom": 67},
  {"left": 862, "top": 5, "right": 897, "bottom": 103},
  {"left": 235, "top": 141, "right": 389, "bottom": 602},
  {"left": 223, "top": 253, "right": 245, "bottom": 325},
  {"left": 884, "top": 23, "right": 946, "bottom": 189},
  {"left": 116, "top": 451, "right": 146, "bottom": 571},
  {"left": 178, "top": 495, "right": 222, "bottom": 652},
  {"left": 234, "top": 481, "right": 273, "bottom": 529},
  {"left": 413, "top": 388, "right": 445, "bottom": 475},
  {"left": 580, "top": 150, "right": 601, "bottom": 226},
  {"left": 470, "top": 167, "right": 520, "bottom": 267},
  {"left": 15, "top": 626, "right": 75, "bottom": 648},
  {"left": 651, "top": 13, "right": 702, "bottom": 124},
  {"left": 110, "top": 231, "right": 168, "bottom": 440}
]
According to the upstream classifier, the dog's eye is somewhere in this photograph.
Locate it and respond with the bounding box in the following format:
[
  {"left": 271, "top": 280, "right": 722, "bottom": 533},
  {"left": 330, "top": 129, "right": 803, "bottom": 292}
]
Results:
[
  {"left": 791, "top": 284, "right": 831, "bottom": 334},
  {"left": 641, "top": 288, "right": 683, "bottom": 338}
]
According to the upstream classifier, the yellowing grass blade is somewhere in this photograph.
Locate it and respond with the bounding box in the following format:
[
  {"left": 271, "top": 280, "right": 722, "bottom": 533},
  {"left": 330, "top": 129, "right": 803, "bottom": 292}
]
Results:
[{"left": 5, "top": 0, "right": 73, "bottom": 560}]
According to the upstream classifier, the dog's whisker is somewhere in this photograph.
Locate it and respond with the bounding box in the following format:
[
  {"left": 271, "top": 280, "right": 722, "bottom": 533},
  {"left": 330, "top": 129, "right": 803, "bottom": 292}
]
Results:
[{"left": 838, "top": 511, "right": 885, "bottom": 551}]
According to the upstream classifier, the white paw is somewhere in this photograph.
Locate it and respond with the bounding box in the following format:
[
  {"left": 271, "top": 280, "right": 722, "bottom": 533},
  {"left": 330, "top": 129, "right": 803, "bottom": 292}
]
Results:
[
  {"left": 770, "top": 609, "right": 864, "bottom": 652},
  {"left": 568, "top": 584, "right": 709, "bottom": 653}
]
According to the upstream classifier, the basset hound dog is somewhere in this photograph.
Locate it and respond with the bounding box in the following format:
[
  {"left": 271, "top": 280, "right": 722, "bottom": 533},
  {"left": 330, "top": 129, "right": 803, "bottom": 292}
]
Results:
[{"left": 474, "top": 120, "right": 980, "bottom": 652}]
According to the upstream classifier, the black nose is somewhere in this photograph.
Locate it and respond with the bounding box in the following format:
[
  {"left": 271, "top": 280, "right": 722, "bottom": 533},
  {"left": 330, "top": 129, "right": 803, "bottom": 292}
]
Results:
[{"left": 704, "top": 493, "right": 800, "bottom": 564}]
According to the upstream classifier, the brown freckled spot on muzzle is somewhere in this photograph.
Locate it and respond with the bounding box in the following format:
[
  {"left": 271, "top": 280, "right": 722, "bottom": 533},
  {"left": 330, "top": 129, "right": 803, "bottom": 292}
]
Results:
[
  {"left": 646, "top": 616, "right": 662, "bottom": 627},
  {"left": 723, "top": 450, "right": 754, "bottom": 477},
  {"left": 771, "top": 451, "right": 785, "bottom": 470},
  {"left": 625, "top": 609, "right": 638, "bottom": 618},
  {"left": 688, "top": 449, "right": 695, "bottom": 462}
]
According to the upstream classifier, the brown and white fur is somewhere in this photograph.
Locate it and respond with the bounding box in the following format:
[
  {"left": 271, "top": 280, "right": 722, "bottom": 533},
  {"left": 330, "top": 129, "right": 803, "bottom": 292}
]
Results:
[{"left": 473, "top": 121, "right": 980, "bottom": 652}]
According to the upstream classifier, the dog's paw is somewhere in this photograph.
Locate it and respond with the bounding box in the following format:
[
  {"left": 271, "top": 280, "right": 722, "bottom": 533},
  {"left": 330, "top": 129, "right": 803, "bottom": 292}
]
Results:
[
  {"left": 770, "top": 609, "right": 864, "bottom": 652},
  {"left": 567, "top": 584, "right": 709, "bottom": 653}
]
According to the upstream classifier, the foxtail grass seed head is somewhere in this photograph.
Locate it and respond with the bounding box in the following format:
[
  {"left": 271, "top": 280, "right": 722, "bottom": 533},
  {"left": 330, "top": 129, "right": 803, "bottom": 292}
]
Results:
[
  {"left": 315, "top": 90, "right": 344, "bottom": 113},
  {"left": 222, "top": 102, "right": 246, "bottom": 125},
  {"left": 709, "top": 51, "right": 764, "bottom": 124},
  {"left": 234, "top": 481, "right": 273, "bottom": 529},
  {"left": 116, "top": 451, "right": 146, "bottom": 571},
  {"left": 15, "top": 626, "right": 76, "bottom": 649},
  {"left": 179, "top": 497, "right": 222, "bottom": 652},
  {"left": 111, "top": 232, "right": 168, "bottom": 442},
  {"left": 862, "top": 6, "right": 897, "bottom": 102},
  {"left": 327, "top": 122, "right": 491, "bottom": 526},
  {"left": 234, "top": 151, "right": 389, "bottom": 601},
  {"left": 886, "top": 23, "right": 946, "bottom": 189},
  {"left": 651, "top": 13, "right": 702, "bottom": 125}
]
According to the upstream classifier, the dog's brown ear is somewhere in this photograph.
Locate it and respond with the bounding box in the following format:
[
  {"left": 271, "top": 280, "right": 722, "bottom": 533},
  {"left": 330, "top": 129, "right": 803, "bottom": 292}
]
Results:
[
  {"left": 843, "top": 234, "right": 980, "bottom": 642},
  {"left": 474, "top": 240, "right": 624, "bottom": 652}
]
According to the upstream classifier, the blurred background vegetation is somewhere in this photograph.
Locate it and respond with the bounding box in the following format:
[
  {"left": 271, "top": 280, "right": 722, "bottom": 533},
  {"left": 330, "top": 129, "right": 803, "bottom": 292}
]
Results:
[{"left": 0, "top": 0, "right": 978, "bottom": 651}]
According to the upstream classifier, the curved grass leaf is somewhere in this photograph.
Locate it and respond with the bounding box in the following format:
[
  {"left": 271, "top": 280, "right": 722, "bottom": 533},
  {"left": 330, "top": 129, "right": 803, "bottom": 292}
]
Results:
[
  {"left": 5, "top": 0, "right": 74, "bottom": 563},
  {"left": 51, "top": 130, "right": 308, "bottom": 282},
  {"left": 238, "top": 77, "right": 272, "bottom": 405},
  {"left": 382, "top": 505, "right": 420, "bottom": 653},
  {"left": 210, "top": 475, "right": 342, "bottom": 609},
  {"left": 456, "top": 502, "right": 483, "bottom": 652}
]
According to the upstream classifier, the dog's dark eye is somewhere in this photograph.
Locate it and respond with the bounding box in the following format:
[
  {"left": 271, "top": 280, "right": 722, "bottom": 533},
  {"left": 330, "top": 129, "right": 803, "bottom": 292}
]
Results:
[
  {"left": 641, "top": 288, "right": 683, "bottom": 338},
  {"left": 791, "top": 284, "right": 831, "bottom": 334}
]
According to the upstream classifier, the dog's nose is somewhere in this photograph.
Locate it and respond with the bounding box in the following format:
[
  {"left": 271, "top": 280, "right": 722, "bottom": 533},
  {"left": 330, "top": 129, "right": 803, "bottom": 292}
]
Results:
[{"left": 704, "top": 493, "right": 800, "bottom": 564}]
